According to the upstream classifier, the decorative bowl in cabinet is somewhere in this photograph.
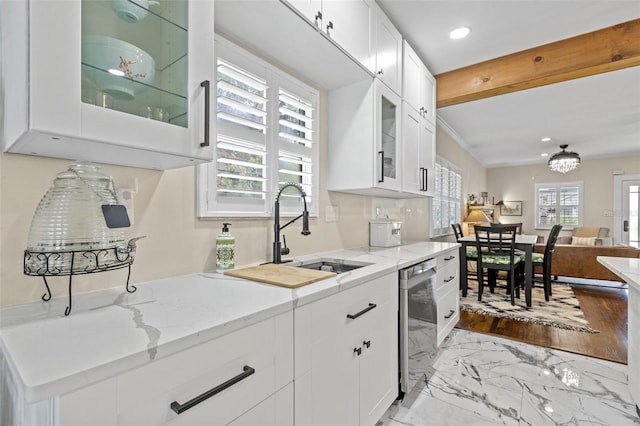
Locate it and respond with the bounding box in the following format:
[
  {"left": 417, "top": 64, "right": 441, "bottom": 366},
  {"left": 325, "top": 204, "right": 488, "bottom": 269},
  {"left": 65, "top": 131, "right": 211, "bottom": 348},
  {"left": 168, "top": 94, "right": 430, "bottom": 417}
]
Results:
[{"left": 82, "top": 35, "right": 156, "bottom": 100}]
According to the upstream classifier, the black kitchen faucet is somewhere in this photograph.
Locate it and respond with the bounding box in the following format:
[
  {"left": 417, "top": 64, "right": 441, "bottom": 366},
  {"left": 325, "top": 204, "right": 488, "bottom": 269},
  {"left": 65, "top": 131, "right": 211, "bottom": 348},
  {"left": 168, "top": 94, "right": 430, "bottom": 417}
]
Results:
[{"left": 273, "top": 183, "right": 311, "bottom": 264}]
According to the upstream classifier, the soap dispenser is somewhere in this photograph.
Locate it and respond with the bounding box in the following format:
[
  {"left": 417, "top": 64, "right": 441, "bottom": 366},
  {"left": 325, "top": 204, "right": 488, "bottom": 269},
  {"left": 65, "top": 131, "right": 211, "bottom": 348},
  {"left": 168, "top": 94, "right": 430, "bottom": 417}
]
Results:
[{"left": 216, "top": 223, "right": 235, "bottom": 272}]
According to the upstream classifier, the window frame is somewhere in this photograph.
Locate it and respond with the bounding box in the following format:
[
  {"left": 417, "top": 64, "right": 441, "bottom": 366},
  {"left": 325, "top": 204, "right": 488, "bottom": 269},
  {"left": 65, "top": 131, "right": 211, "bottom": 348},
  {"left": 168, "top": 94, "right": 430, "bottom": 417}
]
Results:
[
  {"left": 197, "top": 35, "right": 319, "bottom": 219},
  {"left": 431, "top": 156, "right": 462, "bottom": 237},
  {"left": 534, "top": 181, "right": 584, "bottom": 230}
]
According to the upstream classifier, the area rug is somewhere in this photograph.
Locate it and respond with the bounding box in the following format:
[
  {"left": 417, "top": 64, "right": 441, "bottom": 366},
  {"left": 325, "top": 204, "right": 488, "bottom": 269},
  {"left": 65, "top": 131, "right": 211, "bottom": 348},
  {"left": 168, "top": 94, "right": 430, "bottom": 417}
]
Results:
[{"left": 460, "top": 282, "right": 599, "bottom": 333}]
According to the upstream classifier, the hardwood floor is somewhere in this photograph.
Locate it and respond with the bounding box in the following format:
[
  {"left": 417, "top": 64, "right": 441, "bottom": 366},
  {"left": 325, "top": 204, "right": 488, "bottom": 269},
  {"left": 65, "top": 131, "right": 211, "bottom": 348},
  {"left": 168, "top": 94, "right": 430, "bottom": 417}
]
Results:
[{"left": 456, "top": 283, "right": 629, "bottom": 364}]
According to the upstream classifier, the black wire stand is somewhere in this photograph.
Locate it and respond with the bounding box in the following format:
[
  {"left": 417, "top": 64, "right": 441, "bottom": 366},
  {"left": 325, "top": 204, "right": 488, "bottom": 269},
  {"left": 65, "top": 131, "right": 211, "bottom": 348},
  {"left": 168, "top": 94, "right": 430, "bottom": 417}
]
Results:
[{"left": 24, "top": 246, "right": 137, "bottom": 316}]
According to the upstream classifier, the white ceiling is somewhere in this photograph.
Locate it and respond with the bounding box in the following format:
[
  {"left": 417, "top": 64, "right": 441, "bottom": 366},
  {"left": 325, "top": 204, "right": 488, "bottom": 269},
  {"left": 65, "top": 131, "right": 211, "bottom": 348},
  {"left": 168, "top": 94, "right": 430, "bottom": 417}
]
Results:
[{"left": 377, "top": 0, "right": 640, "bottom": 168}]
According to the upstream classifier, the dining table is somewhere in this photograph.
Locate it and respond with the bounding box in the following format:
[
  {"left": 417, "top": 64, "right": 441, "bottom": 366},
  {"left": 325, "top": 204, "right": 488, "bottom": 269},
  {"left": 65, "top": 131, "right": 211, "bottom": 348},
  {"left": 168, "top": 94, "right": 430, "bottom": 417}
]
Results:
[{"left": 458, "top": 234, "right": 539, "bottom": 308}]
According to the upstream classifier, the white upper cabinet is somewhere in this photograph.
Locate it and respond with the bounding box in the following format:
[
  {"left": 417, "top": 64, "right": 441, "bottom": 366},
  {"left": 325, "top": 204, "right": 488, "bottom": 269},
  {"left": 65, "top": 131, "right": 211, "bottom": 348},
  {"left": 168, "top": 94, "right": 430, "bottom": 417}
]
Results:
[
  {"left": 287, "top": 0, "right": 373, "bottom": 71},
  {"left": 1, "top": 0, "right": 214, "bottom": 170},
  {"left": 403, "top": 40, "right": 436, "bottom": 125},
  {"left": 323, "top": 0, "right": 373, "bottom": 70},
  {"left": 327, "top": 79, "right": 403, "bottom": 196},
  {"left": 372, "top": 3, "right": 402, "bottom": 95},
  {"left": 422, "top": 64, "right": 437, "bottom": 125},
  {"left": 287, "top": 0, "right": 322, "bottom": 24},
  {"left": 215, "top": 1, "right": 372, "bottom": 92},
  {"left": 402, "top": 104, "right": 435, "bottom": 197},
  {"left": 401, "top": 40, "right": 436, "bottom": 197}
]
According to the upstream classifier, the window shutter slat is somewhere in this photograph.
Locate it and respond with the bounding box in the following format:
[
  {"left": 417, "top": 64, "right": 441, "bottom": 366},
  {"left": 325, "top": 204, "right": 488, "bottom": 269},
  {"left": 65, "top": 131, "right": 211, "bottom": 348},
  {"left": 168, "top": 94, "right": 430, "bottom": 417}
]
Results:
[
  {"left": 217, "top": 112, "right": 267, "bottom": 131},
  {"left": 217, "top": 63, "right": 268, "bottom": 91},
  {"left": 217, "top": 80, "right": 268, "bottom": 104},
  {"left": 278, "top": 106, "right": 312, "bottom": 123}
]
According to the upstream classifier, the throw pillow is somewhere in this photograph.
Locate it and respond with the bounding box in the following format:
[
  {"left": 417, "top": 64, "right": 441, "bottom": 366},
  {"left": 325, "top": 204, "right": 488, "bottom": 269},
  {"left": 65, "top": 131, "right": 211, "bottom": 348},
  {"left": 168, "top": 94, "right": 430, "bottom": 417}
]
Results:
[{"left": 572, "top": 236, "right": 597, "bottom": 246}]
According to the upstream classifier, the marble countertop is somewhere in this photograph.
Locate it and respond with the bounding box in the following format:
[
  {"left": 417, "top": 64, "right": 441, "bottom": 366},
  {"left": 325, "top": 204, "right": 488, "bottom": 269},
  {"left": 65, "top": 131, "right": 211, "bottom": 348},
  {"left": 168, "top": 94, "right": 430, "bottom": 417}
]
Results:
[
  {"left": 0, "top": 241, "right": 458, "bottom": 403},
  {"left": 597, "top": 256, "right": 640, "bottom": 290}
]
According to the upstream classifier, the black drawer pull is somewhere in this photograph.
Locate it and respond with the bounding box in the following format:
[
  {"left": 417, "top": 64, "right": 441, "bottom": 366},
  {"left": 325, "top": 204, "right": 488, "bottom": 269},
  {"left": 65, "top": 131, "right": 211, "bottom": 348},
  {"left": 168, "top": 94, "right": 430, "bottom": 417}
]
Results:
[
  {"left": 444, "top": 276, "right": 455, "bottom": 283},
  {"left": 170, "top": 365, "right": 255, "bottom": 414},
  {"left": 354, "top": 347, "right": 362, "bottom": 356},
  {"left": 444, "top": 310, "right": 455, "bottom": 319},
  {"left": 363, "top": 340, "right": 371, "bottom": 349},
  {"left": 199, "top": 80, "right": 211, "bottom": 147},
  {"left": 347, "top": 303, "right": 377, "bottom": 320},
  {"left": 444, "top": 256, "right": 455, "bottom": 261}
]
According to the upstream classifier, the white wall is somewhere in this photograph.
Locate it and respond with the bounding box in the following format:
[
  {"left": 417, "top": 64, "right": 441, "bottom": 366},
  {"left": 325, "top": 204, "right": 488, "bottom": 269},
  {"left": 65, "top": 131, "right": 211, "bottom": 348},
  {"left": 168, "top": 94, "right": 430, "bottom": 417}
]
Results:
[
  {"left": 487, "top": 156, "right": 640, "bottom": 241},
  {"left": 433, "top": 123, "right": 488, "bottom": 240}
]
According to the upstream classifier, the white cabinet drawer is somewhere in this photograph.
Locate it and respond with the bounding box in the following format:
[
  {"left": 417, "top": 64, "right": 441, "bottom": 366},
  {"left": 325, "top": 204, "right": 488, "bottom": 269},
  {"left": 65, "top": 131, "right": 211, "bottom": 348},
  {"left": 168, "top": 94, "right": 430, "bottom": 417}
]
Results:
[
  {"left": 436, "top": 249, "right": 459, "bottom": 271},
  {"left": 437, "top": 284, "right": 459, "bottom": 346},
  {"left": 437, "top": 256, "right": 459, "bottom": 294},
  {"left": 117, "top": 312, "right": 293, "bottom": 426}
]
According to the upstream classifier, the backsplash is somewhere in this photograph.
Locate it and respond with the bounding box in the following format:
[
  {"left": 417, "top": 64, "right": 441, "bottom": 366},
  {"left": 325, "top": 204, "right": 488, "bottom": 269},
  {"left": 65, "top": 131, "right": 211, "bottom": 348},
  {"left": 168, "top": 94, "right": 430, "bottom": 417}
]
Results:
[{"left": 0, "top": 152, "right": 431, "bottom": 307}]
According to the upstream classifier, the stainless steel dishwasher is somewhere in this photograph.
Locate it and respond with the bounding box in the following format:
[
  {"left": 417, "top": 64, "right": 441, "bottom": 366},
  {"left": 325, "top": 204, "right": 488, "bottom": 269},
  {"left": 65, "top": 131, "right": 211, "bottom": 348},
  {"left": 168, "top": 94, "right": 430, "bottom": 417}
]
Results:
[{"left": 399, "top": 258, "right": 438, "bottom": 398}]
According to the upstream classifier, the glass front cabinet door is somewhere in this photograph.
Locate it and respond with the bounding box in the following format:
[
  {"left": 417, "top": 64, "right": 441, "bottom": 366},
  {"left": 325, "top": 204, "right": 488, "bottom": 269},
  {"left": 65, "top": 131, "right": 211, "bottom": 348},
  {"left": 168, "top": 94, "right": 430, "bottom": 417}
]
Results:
[
  {"left": 375, "top": 79, "right": 402, "bottom": 192},
  {"left": 2, "top": 0, "right": 214, "bottom": 169}
]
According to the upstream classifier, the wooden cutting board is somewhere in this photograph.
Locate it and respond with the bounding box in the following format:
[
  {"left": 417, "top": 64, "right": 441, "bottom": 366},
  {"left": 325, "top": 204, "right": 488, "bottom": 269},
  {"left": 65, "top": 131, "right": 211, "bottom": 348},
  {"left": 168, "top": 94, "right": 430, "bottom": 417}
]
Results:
[{"left": 224, "top": 263, "right": 337, "bottom": 288}]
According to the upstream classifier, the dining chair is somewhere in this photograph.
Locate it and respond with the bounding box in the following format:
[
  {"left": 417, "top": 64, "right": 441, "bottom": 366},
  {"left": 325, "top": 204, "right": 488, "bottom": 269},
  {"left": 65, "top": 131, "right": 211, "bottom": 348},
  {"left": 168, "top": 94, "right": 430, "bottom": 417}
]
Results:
[
  {"left": 474, "top": 224, "right": 524, "bottom": 304},
  {"left": 493, "top": 222, "right": 523, "bottom": 234},
  {"left": 452, "top": 223, "right": 478, "bottom": 282},
  {"left": 452, "top": 223, "right": 478, "bottom": 257},
  {"left": 452, "top": 223, "right": 463, "bottom": 240},
  {"left": 531, "top": 224, "right": 563, "bottom": 301},
  {"left": 488, "top": 222, "right": 524, "bottom": 291}
]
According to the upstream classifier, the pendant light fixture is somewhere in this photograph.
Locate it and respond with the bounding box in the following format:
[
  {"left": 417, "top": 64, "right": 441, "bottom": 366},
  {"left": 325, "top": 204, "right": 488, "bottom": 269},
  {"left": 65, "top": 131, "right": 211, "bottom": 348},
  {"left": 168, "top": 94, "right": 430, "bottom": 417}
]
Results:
[{"left": 548, "top": 144, "right": 580, "bottom": 173}]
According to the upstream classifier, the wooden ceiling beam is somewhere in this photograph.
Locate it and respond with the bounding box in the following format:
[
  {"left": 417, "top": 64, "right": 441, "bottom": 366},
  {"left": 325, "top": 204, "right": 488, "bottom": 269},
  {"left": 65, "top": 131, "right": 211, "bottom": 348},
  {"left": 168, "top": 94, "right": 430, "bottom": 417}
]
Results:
[{"left": 435, "top": 18, "right": 640, "bottom": 108}]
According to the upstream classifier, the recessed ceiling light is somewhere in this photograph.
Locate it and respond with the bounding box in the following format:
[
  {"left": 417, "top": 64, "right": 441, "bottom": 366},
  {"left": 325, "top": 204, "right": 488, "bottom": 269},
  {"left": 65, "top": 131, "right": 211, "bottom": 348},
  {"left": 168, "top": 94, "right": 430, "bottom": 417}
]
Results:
[
  {"left": 108, "top": 68, "right": 125, "bottom": 77},
  {"left": 541, "top": 153, "right": 549, "bottom": 157},
  {"left": 449, "top": 26, "right": 471, "bottom": 40},
  {"left": 541, "top": 137, "right": 552, "bottom": 142}
]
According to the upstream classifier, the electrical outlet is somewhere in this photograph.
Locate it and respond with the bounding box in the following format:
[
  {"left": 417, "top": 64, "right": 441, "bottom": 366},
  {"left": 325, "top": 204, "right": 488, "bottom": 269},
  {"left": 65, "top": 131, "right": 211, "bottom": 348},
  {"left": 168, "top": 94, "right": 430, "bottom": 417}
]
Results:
[
  {"left": 325, "top": 205, "right": 339, "bottom": 222},
  {"left": 117, "top": 188, "right": 135, "bottom": 225}
]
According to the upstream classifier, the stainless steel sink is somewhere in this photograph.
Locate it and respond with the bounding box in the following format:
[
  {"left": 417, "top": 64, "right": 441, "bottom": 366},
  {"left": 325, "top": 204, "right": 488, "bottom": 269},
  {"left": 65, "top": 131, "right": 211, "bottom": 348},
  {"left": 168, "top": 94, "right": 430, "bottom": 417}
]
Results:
[{"left": 294, "top": 259, "right": 371, "bottom": 274}]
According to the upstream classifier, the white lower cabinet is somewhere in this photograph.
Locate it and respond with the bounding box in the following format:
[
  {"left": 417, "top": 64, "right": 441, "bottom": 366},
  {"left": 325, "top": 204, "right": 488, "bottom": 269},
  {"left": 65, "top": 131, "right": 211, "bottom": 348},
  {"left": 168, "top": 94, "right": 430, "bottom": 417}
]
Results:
[
  {"left": 294, "top": 273, "right": 398, "bottom": 426},
  {"left": 228, "top": 383, "right": 294, "bottom": 426},
  {"left": 34, "top": 276, "right": 404, "bottom": 426},
  {"left": 436, "top": 249, "right": 460, "bottom": 346},
  {"left": 56, "top": 312, "right": 293, "bottom": 426}
]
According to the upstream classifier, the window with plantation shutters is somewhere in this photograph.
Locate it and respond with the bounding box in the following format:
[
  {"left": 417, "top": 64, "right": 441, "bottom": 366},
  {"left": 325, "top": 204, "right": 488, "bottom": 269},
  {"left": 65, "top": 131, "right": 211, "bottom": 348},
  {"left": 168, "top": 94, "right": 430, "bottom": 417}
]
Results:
[
  {"left": 276, "top": 84, "right": 316, "bottom": 212},
  {"left": 431, "top": 156, "right": 462, "bottom": 237},
  {"left": 197, "top": 36, "right": 319, "bottom": 218},
  {"left": 535, "top": 182, "right": 583, "bottom": 229}
]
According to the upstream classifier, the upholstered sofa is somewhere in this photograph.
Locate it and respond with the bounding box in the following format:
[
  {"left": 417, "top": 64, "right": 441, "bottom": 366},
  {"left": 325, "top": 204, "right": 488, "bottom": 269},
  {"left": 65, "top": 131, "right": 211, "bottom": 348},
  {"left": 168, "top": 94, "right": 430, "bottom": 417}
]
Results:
[
  {"left": 555, "top": 226, "right": 613, "bottom": 246},
  {"left": 534, "top": 243, "right": 640, "bottom": 281}
]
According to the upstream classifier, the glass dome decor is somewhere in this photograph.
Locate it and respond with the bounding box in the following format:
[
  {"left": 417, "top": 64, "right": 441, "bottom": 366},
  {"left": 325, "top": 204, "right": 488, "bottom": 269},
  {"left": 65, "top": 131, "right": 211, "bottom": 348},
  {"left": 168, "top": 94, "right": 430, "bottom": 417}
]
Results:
[{"left": 24, "top": 161, "right": 142, "bottom": 315}]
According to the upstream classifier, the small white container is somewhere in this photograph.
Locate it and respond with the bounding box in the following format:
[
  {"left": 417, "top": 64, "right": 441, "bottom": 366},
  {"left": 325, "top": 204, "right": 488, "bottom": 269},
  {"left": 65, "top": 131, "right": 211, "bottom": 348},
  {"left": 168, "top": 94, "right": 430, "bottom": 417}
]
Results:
[{"left": 370, "top": 221, "right": 402, "bottom": 247}]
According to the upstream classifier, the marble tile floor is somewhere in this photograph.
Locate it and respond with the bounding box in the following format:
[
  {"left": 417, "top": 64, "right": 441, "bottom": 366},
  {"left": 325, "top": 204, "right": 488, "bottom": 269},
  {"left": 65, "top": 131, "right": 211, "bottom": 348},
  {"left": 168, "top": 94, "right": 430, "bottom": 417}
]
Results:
[{"left": 379, "top": 329, "right": 640, "bottom": 425}]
